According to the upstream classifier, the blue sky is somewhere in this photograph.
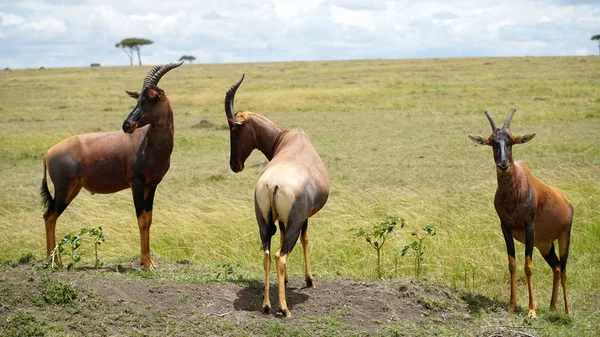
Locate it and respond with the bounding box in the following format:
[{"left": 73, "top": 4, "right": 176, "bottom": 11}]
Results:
[{"left": 0, "top": 0, "right": 599, "bottom": 69}]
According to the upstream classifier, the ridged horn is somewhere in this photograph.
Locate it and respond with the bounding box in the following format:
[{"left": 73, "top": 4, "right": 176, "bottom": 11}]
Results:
[
  {"left": 484, "top": 109, "right": 498, "bottom": 130},
  {"left": 503, "top": 107, "right": 517, "bottom": 129},
  {"left": 225, "top": 74, "right": 245, "bottom": 123},
  {"left": 144, "top": 61, "right": 184, "bottom": 88},
  {"left": 142, "top": 65, "right": 162, "bottom": 89}
]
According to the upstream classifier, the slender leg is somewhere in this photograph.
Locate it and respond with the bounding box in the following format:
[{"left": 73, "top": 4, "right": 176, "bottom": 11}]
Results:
[
  {"left": 275, "top": 249, "right": 290, "bottom": 317},
  {"left": 276, "top": 219, "right": 303, "bottom": 318},
  {"left": 524, "top": 219, "right": 536, "bottom": 318},
  {"left": 558, "top": 239, "right": 570, "bottom": 315},
  {"left": 255, "top": 196, "right": 276, "bottom": 314},
  {"left": 44, "top": 179, "right": 82, "bottom": 263},
  {"left": 44, "top": 213, "right": 59, "bottom": 258},
  {"left": 144, "top": 186, "right": 157, "bottom": 269},
  {"left": 540, "top": 243, "right": 560, "bottom": 311},
  {"left": 263, "top": 246, "right": 272, "bottom": 313},
  {"left": 279, "top": 221, "right": 288, "bottom": 286},
  {"left": 300, "top": 220, "right": 315, "bottom": 288},
  {"left": 558, "top": 206, "right": 572, "bottom": 315},
  {"left": 132, "top": 181, "right": 155, "bottom": 270},
  {"left": 501, "top": 223, "right": 517, "bottom": 313}
]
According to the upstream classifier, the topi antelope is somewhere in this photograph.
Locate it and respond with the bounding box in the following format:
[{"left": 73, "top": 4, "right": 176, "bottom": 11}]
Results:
[
  {"left": 469, "top": 108, "right": 573, "bottom": 318},
  {"left": 40, "top": 62, "right": 183, "bottom": 270},
  {"left": 225, "top": 75, "right": 330, "bottom": 317}
]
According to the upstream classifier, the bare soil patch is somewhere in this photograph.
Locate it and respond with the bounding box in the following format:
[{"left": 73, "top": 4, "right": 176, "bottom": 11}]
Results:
[{"left": 0, "top": 260, "right": 512, "bottom": 336}]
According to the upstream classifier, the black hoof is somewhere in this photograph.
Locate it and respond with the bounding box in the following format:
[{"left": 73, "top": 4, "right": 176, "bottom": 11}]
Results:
[
  {"left": 278, "top": 308, "right": 291, "bottom": 318},
  {"left": 263, "top": 305, "right": 271, "bottom": 314},
  {"left": 305, "top": 278, "right": 316, "bottom": 288}
]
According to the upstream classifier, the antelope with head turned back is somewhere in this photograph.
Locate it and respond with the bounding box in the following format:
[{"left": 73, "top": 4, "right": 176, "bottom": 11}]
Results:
[
  {"left": 469, "top": 108, "right": 573, "bottom": 318},
  {"left": 40, "top": 62, "right": 183, "bottom": 270},
  {"left": 224, "top": 75, "right": 330, "bottom": 317}
]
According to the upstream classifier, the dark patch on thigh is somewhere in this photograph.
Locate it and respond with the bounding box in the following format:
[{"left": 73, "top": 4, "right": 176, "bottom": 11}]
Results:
[
  {"left": 279, "top": 185, "right": 318, "bottom": 255},
  {"left": 288, "top": 184, "right": 317, "bottom": 223},
  {"left": 48, "top": 152, "right": 80, "bottom": 184}
]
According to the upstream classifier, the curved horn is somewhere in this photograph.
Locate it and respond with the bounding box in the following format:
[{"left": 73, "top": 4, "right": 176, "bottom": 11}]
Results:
[
  {"left": 225, "top": 74, "right": 245, "bottom": 123},
  {"left": 145, "top": 61, "right": 184, "bottom": 88},
  {"left": 503, "top": 107, "right": 517, "bottom": 129},
  {"left": 484, "top": 109, "right": 498, "bottom": 130},
  {"left": 143, "top": 65, "right": 162, "bottom": 89}
]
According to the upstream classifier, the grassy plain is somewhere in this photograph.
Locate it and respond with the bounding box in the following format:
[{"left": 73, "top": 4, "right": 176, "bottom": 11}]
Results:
[{"left": 1, "top": 56, "right": 599, "bottom": 334}]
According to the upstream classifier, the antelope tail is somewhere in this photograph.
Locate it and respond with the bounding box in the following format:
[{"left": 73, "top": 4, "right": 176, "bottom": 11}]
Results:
[
  {"left": 40, "top": 155, "right": 54, "bottom": 219},
  {"left": 270, "top": 185, "right": 279, "bottom": 223}
]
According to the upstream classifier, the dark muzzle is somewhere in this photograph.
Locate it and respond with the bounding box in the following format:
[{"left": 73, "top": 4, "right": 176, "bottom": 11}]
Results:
[
  {"left": 230, "top": 160, "right": 243, "bottom": 173},
  {"left": 497, "top": 162, "right": 509, "bottom": 172},
  {"left": 122, "top": 120, "right": 138, "bottom": 133}
]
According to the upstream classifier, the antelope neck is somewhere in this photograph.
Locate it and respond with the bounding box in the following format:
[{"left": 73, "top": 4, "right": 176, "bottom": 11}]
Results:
[
  {"left": 145, "top": 106, "right": 175, "bottom": 157},
  {"left": 496, "top": 163, "right": 526, "bottom": 202},
  {"left": 253, "top": 117, "right": 285, "bottom": 161}
]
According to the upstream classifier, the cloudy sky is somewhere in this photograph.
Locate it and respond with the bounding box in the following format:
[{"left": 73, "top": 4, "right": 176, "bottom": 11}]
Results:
[{"left": 0, "top": 0, "right": 599, "bottom": 69}]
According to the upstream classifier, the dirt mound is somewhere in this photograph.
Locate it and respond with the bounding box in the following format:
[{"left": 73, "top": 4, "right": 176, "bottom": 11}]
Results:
[
  {"left": 192, "top": 119, "right": 215, "bottom": 129},
  {"left": 0, "top": 260, "right": 514, "bottom": 336}
]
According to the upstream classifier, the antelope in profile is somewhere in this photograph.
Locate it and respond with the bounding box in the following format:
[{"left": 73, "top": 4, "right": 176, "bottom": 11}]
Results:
[
  {"left": 40, "top": 62, "right": 183, "bottom": 270},
  {"left": 224, "top": 75, "right": 330, "bottom": 317},
  {"left": 469, "top": 108, "right": 573, "bottom": 318}
]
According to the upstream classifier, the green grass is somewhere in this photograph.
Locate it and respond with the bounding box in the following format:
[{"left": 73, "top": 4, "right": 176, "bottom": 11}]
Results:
[
  {"left": 0, "top": 312, "right": 46, "bottom": 337},
  {"left": 1, "top": 56, "right": 599, "bottom": 334},
  {"left": 30, "top": 276, "right": 78, "bottom": 307}
]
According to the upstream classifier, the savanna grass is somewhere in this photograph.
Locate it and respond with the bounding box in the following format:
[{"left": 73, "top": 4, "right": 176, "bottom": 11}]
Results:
[{"left": 1, "top": 57, "right": 599, "bottom": 332}]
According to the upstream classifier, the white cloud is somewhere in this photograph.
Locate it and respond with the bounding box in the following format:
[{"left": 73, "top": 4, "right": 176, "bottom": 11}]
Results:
[
  {"left": 0, "top": 0, "right": 599, "bottom": 69},
  {"left": 0, "top": 12, "right": 26, "bottom": 26},
  {"left": 326, "top": 0, "right": 387, "bottom": 11}
]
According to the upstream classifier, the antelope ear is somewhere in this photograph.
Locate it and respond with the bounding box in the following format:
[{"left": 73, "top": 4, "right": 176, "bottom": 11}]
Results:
[
  {"left": 514, "top": 133, "right": 536, "bottom": 144},
  {"left": 126, "top": 90, "right": 139, "bottom": 99},
  {"left": 146, "top": 87, "right": 165, "bottom": 100},
  {"left": 468, "top": 135, "right": 491, "bottom": 146}
]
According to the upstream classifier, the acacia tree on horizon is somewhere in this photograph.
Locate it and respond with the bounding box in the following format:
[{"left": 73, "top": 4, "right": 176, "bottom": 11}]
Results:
[
  {"left": 178, "top": 55, "right": 197, "bottom": 64},
  {"left": 115, "top": 38, "right": 154, "bottom": 66},
  {"left": 592, "top": 35, "right": 600, "bottom": 55}
]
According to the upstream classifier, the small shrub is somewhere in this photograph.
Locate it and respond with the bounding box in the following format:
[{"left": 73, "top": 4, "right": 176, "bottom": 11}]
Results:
[
  {"left": 400, "top": 224, "right": 436, "bottom": 278},
  {"left": 59, "top": 232, "right": 82, "bottom": 270},
  {"left": 80, "top": 227, "right": 105, "bottom": 268},
  {"left": 215, "top": 262, "right": 237, "bottom": 281},
  {"left": 45, "top": 227, "right": 105, "bottom": 270},
  {"left": 351, "top": 215, "right": 406, "bottom": 280}
]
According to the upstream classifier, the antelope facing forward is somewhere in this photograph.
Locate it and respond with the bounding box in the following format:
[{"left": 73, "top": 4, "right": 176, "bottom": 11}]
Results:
[
  {"left": 41, "top": 62, "right": 183, "bottom": 270},
  {"left": 469, "top": 108, "right": 573, "bottom": 318},
  {"left": 224, "top": 75, "right": 330, "bottom": 317}
]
